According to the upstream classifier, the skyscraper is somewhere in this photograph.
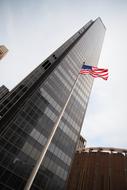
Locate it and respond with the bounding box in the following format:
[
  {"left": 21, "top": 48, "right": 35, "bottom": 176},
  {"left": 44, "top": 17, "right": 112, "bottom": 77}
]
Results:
[{"left": 0, "top": 17, "right": 106, "bottom": 190}]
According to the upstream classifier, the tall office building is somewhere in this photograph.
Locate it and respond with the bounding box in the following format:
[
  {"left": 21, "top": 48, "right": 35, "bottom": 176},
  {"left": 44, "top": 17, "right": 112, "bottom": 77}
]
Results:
[
  {"left": 0, "top": 18, "right": 105, "bottom": 190},
  {"left": 67, "top": 147, "right": 127, "bottom": 190}
]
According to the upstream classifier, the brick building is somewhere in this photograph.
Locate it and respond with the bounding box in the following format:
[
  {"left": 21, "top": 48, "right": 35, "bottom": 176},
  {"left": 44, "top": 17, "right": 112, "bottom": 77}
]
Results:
[{"left": 67, "top": 147, "right": 127, "bottom": 190}]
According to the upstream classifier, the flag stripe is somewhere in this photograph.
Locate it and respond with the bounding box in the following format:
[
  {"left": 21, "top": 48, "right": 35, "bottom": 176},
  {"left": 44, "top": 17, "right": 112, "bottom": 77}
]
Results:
[{"left": 79, "top": 64, "right": 108, "bottom": 80}]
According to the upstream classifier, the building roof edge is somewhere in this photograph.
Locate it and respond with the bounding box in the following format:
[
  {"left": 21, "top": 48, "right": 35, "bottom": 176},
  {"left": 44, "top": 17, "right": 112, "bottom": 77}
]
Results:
[{"left": 95, "top": 17, "right": 106, "bottom": 30}]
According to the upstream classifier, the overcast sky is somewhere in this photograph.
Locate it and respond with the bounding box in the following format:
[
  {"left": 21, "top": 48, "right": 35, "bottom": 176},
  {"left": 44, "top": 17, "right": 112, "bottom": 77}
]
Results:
[{"left": 0, "top": 0, "right": 127, "bottom": 149}]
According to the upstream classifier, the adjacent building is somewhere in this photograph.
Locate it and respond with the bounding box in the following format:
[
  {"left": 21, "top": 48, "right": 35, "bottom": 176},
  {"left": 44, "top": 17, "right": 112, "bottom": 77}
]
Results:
[
  {"left": 76, "top": 135, "right": 86, "bottom": 149},
  {"left": 0, "top": 45, "right": 8, "bottom": 60},
  {"left": 0, "top": 85, "right": 9, "bottom": 101},
  {"left": 67, "top": 147, "right": 127, "bottom": 190},
  {"left": 0, "top": 18, "right": 106, "bottom": 190}
]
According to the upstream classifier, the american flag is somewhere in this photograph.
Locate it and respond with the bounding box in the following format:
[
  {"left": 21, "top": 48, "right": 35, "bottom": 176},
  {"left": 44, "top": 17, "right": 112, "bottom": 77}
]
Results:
[{"left": 79, "top": 64, "right": 108, "bottom": 80}]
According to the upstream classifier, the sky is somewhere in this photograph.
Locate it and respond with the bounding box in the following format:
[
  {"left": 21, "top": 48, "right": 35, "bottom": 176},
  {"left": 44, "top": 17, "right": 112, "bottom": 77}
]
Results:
[{"left": 0, "top": 0, "right": 127, "bottom": 149}]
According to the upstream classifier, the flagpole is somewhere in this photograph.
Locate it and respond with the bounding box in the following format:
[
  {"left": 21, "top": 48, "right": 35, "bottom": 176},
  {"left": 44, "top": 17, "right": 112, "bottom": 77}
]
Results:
[{"left": 24, "top": 71, "right": 81, "bottom": 190}]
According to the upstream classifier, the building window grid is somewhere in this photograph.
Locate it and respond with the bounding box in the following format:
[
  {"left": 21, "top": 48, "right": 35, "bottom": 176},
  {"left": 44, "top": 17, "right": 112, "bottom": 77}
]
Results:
[
  {"left": 0, "top": 68, "right": 45, "bottom": 116},
  {"left": 74, "top": 86, "right": 85, "bottom": 118},
  {"left": 66, "top": 91, "right": 85, "bottom": 120},
  {"left": 23, "top": 68, "right": 43, "bottom": 88},
  {"left": 61, "top": 63, "right": 77, "bottom": 80},
  {"left": 43, "top": 156, "right": 68, "bottom": 181},
  {"left": 47, "top": 145, "right": 66, "bottom": 172},
  {"left": 0, "top": 87, "right": 26, "bottom": 117},
  {"left": 66, "top": 55, "right": 79, "bottom": 73},
  {"left": 0, "top": 140, "right": 15, "bottom": 167},
  {"left": 29, "top": 128, "right": 72, "bottom": 166},
  {"left": 43, "top": 73, "right": 71, "bottom": 100},
  {"left": 64, "top": 57, "right": 78, "bottom": 76},
  {"left": 68, "top": 102, "right": 85, "bottom": 125},
  {"left": 11, "top": 114, "right": 43, "bottom": 146},
  {"left": 44, "top": 107, "right": 78, "bottom": 142},
  {"left": 61, "top": 121, "right": 77, "bottom": 143},
  {"left": 44, "top": 107, "right": 57, "bottom": 122},
  {"left": 48, "top": 72, "right": 68, "bottom": 90},
  {"left": 49, "top": 74, "right": 68, "bottom": 91},
  {"left": 57, "top": 65, "right": 74, "bottom": 86},
  {"left": 40, "top": 88, "right": 61, "bottom": 113},
  {"left": 22, "top": 101, "right": 44, "bottom": 118},
  {"left": 73, "top": 78, "right": 91, "bottom": 105},
  {"left": 63, "top": 113, "right": 80, "bottom": 132},
  {"left": 43, "top": 76, "right": 71, "bottom": 106},
  {"left": 54, "top": 70, "right": 71, "bottom": 91},
  {"left": 47, "top": 76, "right": 70, "bottom": 101},
  {"left": 48, "top": 147, "right": 68, "bottom": 177},
  {"left": 58, "top": 58, "right": 77, "bottom": 79},
  {"left": 3, "top": 129, "right": 36, "bottom": 160},
  {"left": 1, "top": 125, "right": 26, "bottom": 149},
  {"left": 49, "top": 104, "right": 76, "bottom": 162},
  {"left": 76, "top": 77, "right": 92, "bottom": 96},
  {"left": 69, "top": 49, "right": 82, "bottom": 66},
  {"left": 54, "top": 131, "right": 72, "bottom": 158},
  {"left": 20, "top": 110, "right": 39, "bottom": 127},
  {"left": 70, "top": 91, "right": 85, "bottom": 127},
  {"left": 74, "top": 86, "right": 89, "bottom": 102},
  {"left": 31, "top": 100, "right": 48, "bottom": 114},
  {"left": 0, "top": 101, "right": 83, "bottom": 187},
  {"left": 22, "top": 142, "right": 40, "bottom": 161},
  {"left": 0, "top": 166, "right": 27, "bottom": 189},
  {"left": 65, "top": 101, "right": 84, "bottom": 124},
  {"left": 4, "top": 58, "right": 72, "bottom": 119},
  {"left": 0, "top": 165, "right": 25, "bottom": 190},
  {"left": 72, "top": 91, "right": 87, "bottom": 108},
  {"left": 59, "top": 122, "right": 78, "bottom": 143},
  {"left": 66, "top": 53, "right": 80, "bottom": 69},
  {"left": 0, "top": 138, "right": 31, "bottom": 180},
  {"left": 64, "top": 94, "right": 81, "bottom": 132},
  {"left": 72, "top": 47, "right": 85, "bottom": 64},
  {"left": 62, "top": 117, "right": 79, "bottom": 135},
  {"left": 70, "top": 81, "right": 86, "bottom": 111},
  {"left": 54, "top": 129, "right": 73, "bottom": 162},
  {"left": 14, "top": 115, "right": 36, "bottom": 135},
  {"left": 40, "top": 84, "right": 86, "bottom": 127},
  {"left": 18, "top": 133, "right": 43, "bottom": 165}
]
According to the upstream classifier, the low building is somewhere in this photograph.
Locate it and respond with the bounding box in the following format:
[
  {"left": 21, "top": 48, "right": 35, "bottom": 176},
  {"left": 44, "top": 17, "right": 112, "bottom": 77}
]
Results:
[
  {"left": 0, "top": 45, "right": 8, "bottom": 60},
  {"left": 67, "top": 147, "right": 127, "bottom": 190}
]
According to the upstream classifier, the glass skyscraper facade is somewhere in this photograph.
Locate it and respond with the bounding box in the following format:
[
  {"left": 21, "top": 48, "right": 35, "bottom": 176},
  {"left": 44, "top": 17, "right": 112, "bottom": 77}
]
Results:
[{"left": 0, "top": 18, "right": 106, "bottom": 190}]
